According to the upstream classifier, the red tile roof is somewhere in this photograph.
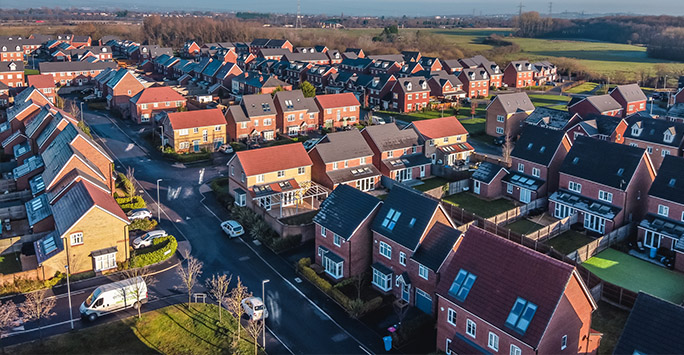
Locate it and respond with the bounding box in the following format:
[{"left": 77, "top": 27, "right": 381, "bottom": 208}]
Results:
[
  {"left": 410, "top": 116, "right": 468, "bottom": 139},
  {"left": 27, "top": 74, "right": 55, "bottom": 89},
  {"left": 166, "top": 108, "right": 226, "bottom": 130},
  {"left": 315, "top": 92, "right": 360, "bottom": 109},
  {"left": 436, "top": 226, "right": 575, "bottom": 348},
  {"left": 236, "top": 143, "right": 312, "bottom": 176},
  {"left": 131, "top": 86, "right": 185, "bottom": 105},
  {"left": 82, "top": 179, "right": 129, "bottom": 223}
]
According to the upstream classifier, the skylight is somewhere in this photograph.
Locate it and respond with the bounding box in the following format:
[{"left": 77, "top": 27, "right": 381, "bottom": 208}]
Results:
[
  {"left": 572, "top": 157, "right": 579, "bottom": 165},
  {"left": 381, "top": 208, "right": 401, "bottom": 231},
  {"left": 669, "top": 178, "right": 676, "bottom": 187},
  {"left": 448, "top": 269, "right": 477, "bottom": 302},
  {"left": 617, "top": 168, "right": 624, "bottom": 176},
  {"left": 505, "top": 297, "right": 538, "bottom": 334}
]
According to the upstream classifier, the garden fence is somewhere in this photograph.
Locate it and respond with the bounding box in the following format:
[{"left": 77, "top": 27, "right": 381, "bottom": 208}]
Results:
[
  {"left": 524, "top": 214, "right": 578, "bottom": 242},
  {"left": 484, "top": 197, "right": 548, "bottom": 225},
  {"left": 567, "top": 223, "right": 633, "bottom": 263}
]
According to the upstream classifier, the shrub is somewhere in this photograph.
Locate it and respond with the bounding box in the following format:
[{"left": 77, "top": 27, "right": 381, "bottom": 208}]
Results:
[
  {"left": 117, "top": 195, "right": 147, "bottom": 211},
  {"left": 129, "top": 218, "right": 158, "bottom": 231},
  {"left": 130, "top": 236, "right": 178, "bottom": 268},
  {"left": 298, "top": 257, "right": 312, "bottom": 269},
  {"left": 330, "top": 288, "right": 351, "bottom": 309},
  {"left": 162, "top": 147, "right": 211, "bottom": 163},
  {"left": 298, "top": 261, "right": 332, "bottom": 294},
  {"left": 269, "top": 234, "right": 302, "bottom": 253},
  {"left": 362, "top": 296, "right": 383, "bottom": 314}
]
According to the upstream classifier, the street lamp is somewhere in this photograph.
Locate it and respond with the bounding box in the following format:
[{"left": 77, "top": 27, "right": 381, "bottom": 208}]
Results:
[
  {"left": 65, "top": 265, "right": 74, "bottom": 329},
  {"left": 262, "top": 279, "right": 270, "bottom": 348},
  {"left": 79, "top": 101, "right": 84, "bottom": 122},
  {"left": 156, "top": 179, "right": 163, "bottom": 221}
]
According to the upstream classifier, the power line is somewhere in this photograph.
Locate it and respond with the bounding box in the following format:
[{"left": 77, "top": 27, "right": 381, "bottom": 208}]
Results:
[{"left": 518, "top": 1, "right": 525, "bottom": 17}]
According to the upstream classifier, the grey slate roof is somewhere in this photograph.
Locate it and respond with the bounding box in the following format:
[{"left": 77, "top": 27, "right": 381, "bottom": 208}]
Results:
[
  {"left": 511, "top": 125, "right": 567, "bottom": 166},
  {"left": 241, "top": 94, "right": 276, "bottom": 118},
  {"left": 525, "top": 107, "right": 575, "bottom": 130},
  {"left": 648, "top": 155, "right": 684, "bottom": 205},
  {"left": 273, "top": 90, "right": 312, "bottom": 113},
  {"left": 582, "top": 94, "right": 622, "bottom": 113},
  {"left": 560, "top": 136, "right": 645, "bottom": 190},
  {"left": 227, "top": 105, "right": 249, "bottom": 123},
  {"left": 614, "top": 292, "right": 684, "bottom": 355},
  {"left": 471, "top": 161, "right": 507, "bottom": 184},
  {"left": 52, "top": 181, "right": 94, "bottom": 235},
  {"left": 371, "top": 185, "right": 442, "bottom": 250},
  {"left": 39, "top": 61, "right": 116, "bottom": 73},
  {"left": 313, "top": 184, "right": 381, "bottom": 240},
  {"left": 411, "top": 222, "right": 461, "bottom": 272},
  {"left": 362, "top": 123, "right": 419, "bottom": 152},
  {"left": 610, "top": 84, "right": 647, "bottom": 103},
  {"left": 41, "top": 124, "right": 103, "bottom": 189},
  {"left": 491, "top": 92, "right": 535, "bottom": 114},
  {"left": 625, "top": 114, "right": 684, "bottom": 148},
  {"left": 314, "top": 129, "right": 374, "bottom": 163},
  {"left": 582, "top": 114, "right": 624, "bottom": 136}
]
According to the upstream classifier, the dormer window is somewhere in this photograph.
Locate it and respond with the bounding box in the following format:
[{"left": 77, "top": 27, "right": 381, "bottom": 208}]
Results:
[
  {"left": 664, "top": 130, "right": 674, "bottom": 143},
  {"left": 406, "top": 82, "right": 412, "bottom": 91},
  {"left": 631, "top": 124, "right": 642, "bottom": 136},
  {"left": 421, "top": 82, "right": 427, "bottom": 90}
]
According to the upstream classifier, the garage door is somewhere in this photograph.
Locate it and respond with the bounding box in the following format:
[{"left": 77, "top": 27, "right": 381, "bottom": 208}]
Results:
[{"left": 415, "top": 288, "right": 432, "bottom": 314}]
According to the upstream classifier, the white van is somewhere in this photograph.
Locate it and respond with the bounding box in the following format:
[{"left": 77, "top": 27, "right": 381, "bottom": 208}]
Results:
[{"left": 80, "top": 276, "right": 148, "bottom": 321}]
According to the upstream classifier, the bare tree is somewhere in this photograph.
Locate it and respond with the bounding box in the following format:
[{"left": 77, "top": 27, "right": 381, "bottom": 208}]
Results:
[
  {"left": 501, "top": 138, "right": 513, "bottom": 165},
  {"left": 177, "top": 252, "right": 203, "bottom": 307},
  {"left": 121, "top": 267, "right": 157, "bottom": 319},
  {"left": 124, "top": 167, "right": 136, "bottom": 201},
  {"left": 226, "top": 277, "right": 250, "bottom": 349},
  {"left": 0, "top": 301, "right": 18, "bottom": 353},
  {"left": 245, "top": 318, "right": 264, "bottom": 355},
  {"left": 67, "top": 100, "right": 81, "bottom": 121},
  {"left": 206, "top": 273, "right": 232, "bottom": 322},
  {"left": 19, "top": 290, "right": 56, "bottom": 341}
]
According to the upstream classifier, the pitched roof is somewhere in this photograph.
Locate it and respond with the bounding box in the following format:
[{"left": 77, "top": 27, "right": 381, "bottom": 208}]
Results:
[
  {"left": 52, "top": 180, "right": 128, "bottom": 236},
  {"left": 610, "top": 83, "right": 647, "bottom": 103},
  {"left": 39, "top": 60, "right": 115, "bottom": 73},
  {"left": 226, "top": 105, "right": 249, "bottom": 123},
  {"left": 411, "top": 222, "right": 461, "bottom": 271},
  {"left": 472, "top": 161, "right": 508, "bottom": 184},
  {"left": 41, "top": 124, "right": 104, "bottom": 189},
  {"left": 525, "top": 107, "right": 575, "bottom": 130},
  {"left": 582, "top": 114, "right": 625, "bottom": 136},
  {"left": 371, "top": 185, "right": 442, "bottom": 250},
  {"left": 508, "top": 60, "right": 534, "bottom": 72},
  {"left": 314, "top": 93, "right": 360, "bottom": 109},
  {"left": 435, "top": 226, "right": 576, "bottom": 348},
  {"left": 26, "top": 74, "right": 55, "bottom": 89},
  {"left": 363, "top": 123, "right": 420, "bottom": 151},
  {"left": 614, "top": 292, "right": 684, "bottom": 355},
  {"left": 130, "top": 86, "right": 185, "bottom": 105},
  {"left": 648, "top": 155, "right": 684, "bottom": 205},
  {"left": 313, "top": 184, "right": 381, "bottom": 239},
  {"left": 560, "top": 135, "right": 646, "bottom": 190},
  {"left": 410, "top": 116, "right": 468, "bottom": 139},
  {"left": 393, "top": 77, "right": 429, "bottom": 93},
  {"left": 273, "top": 90, "right": 315, "bottom": 113},
  {"left": 491, "top": 92, "right": 535, "bottom": 114},
  {"left": 625, "top": 114, "right": 684, "bottom": 147},
  {"left": 511, "top": 125, "right": 567, "bottom": 166},
  {"left": 235, "top": 144, "right": 312, "bottom": 176},
  {"left": 573, "top": 94, "right": 622, "bottom": 113},
  {"left": 313, "top": 129, "right": 373, "bottom": 163},
  {"left": 241, "top": 94, "right": 276, "bottom": 117},
  {"left": 165, "top": 108, "right": 225, "bottom": 130}
]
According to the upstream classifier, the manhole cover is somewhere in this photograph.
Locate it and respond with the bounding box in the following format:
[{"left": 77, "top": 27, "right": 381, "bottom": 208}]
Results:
[
  {"left": 294, "top": 277, "right": 302, "bottom": 283},
  {"left": 253, "top": 240, "right": 262, "bottom": 246}
]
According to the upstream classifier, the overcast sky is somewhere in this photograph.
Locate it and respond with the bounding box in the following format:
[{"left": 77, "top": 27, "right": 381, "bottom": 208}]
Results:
[{"left": 8, "top": 0, "right": 684, "bottom": 16}]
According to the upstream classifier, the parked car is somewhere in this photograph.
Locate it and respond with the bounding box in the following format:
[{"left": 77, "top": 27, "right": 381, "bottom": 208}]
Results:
[
  {"left": 302, "top": 138, "right": 320, "bottom": 150},
  {"left": 221, "top": 220, "right": 244, "bottom": 238},
  {"left": 242, "top": 296, "right": 268, "bottom": 320},
  {"left": 493, "top": 135, "right": 506, "bottom": 146},
  {"left": 128, "top": 208, "right": 152, "bottom": 221},
  {"left": 545, "top": 81, "right": 557, "bottom": 86},
  {"left": 80, "top": 277, "right": 148, "bottom": 322},
  {"left": 132, "top": 230, "right": 168, "bottom": 249},
  {"left": 371, "top": 116, "right": 386, "bottom": 125},
  {"left": 218, "top": 144, "right": 234, "bottom": 154}
]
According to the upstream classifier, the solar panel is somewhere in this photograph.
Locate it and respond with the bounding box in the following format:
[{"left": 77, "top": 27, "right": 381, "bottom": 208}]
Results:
[{"left": 43, "top": 237, "right": 57, "bottom": 255}]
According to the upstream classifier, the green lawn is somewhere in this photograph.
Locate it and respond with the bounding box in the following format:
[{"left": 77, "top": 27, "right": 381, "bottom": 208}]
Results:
[
  {"left": 545, "top": 230, "right": 595, "bottom": 255},
  {"left": 527, "top": 94, "right": 571, "bottom": 110},
  {"left": 0, "top": 252, "right": 22, "bottom": 275},
  {"left": 591, "top": 301, "right": 630, "bottom": 355},
  {"left": 414, "top": 177, "right": 450, "bottom": 192},
  {"left": 582, "top": 248, "right": 684, "bottom": 304},
  {"left": 459, "top": 117, "right": 486, "bottom": 136},
  {"left": 442, "top": 193, "right": 516, "bottom": 219},
  {"left": 565, "top": 82, "right": 600, "bottom": 94},
  {"left": 505, "top": 219, "right": 544, "bottom": 235},
  {"left": 24, "top": 68, "right": 39, "bottom": 75},
  {"left": 11, "top": 304, "right": 262, "bottom": 355}
]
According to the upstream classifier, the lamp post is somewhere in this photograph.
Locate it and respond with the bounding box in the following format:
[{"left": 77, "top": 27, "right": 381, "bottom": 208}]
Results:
[
  {"left": 262, "top": 279, "right": 270, "bottom": 348},
  {"left": 65, "top": 265, "right": 74, "bottom": 329},
  {"left": 80, "top": 101, "right": 84, "bottom": 122},
  {"left": 650, "top": 97, "right": 654, "bottom": 116},
  {"left": 156, "top": 179, "right": 162, "bottom": 221},
  {"left": 159, "top": 125, "right": 164, "bottom": 147}
]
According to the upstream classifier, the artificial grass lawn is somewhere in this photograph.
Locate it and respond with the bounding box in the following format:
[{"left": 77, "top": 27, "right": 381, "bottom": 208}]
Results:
[
  {"left": 565, "top": 82, "right": 600, "bottom": 94},
  {"left": 591, "top": 301, "right": 630, "bottom": 355},
  {"left": 11, "top": 304, "right": 261, "bottom": 355},
  {"left": 414, "top": 177, "right": 450, "bottom": 192},
  {"left": 544, "top": 230, "right": 595, "bottom": 255},
  {"left": 0, "top": 252, "right": 22, "bottom": 274},
  {"left": 505, "top": 219, "right": 544, "bottom": 235},
  {"left": 442, "top": 193, "right": 515, "bottom": 219},
  {"left": 582, "top": 248, "right": 684, "bottom": 304}
]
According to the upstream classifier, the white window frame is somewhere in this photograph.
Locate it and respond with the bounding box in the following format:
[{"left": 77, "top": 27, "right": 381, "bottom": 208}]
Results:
[
  {"left": 298, "top": 167, "right": 305, "bottom": 175},
  {"left": 256, "top": 174, "right": 264, "bottom": 183},
  {"left": 399, "top": 251, "right": 406, "bottom": 266},
  {"left": 372, "top": 268, "right": 391, "bottom": 291},
  {"left": 488, "top": 332, "right": 499, "bottom": 352},
  {"left": 507, "top": 183, "right": 513, "bottom": 194},
  {"left": 598, "top": 190, "right": 613, "bottom": 203},
  {"left": 333, "top": 234, "right": 342, "bottom": 247},
  {"left": 70, "top": 232, "right": 83, "bottom": 246},
  {"left": 510, "top": 345, "right": 522, "bottom": 355},
  {"left": 321, "top": 226, "right": 326, "bottom": 237},
  {"left": 658, "top": 204, "right": 669, "bottom": 217},
  {"left": 532, "top": 167, "right": 540, "bottom": 178},
  {"left": 447, "top": 308, "right": 457, "bottom": 326},
  {"left": 466, "top": 319, "right": 476, "bottom": 338},
  {"left": 561, "top": 335, "right": 567, "bottom": 350},
  {"left": 496, "top": 127, "right": 504, "bottom": 135},
  {"left": 518, "top": 163, "right": 524, "bottom": 172},
  {"left": 379, "top": 241, "right": 392, "bottom": 260},
  {"left": 277, "top": 170, "right": 285, "bottom": 178},
  {"left": 568, "top": 181, "right": 581, "bottom": 193},
  {"left": 497, "top": 115, "right": 505, "bottom": 122},
  {"left": 94, "top": 252, "right": 117, "bottom": 271},
  {"left": 418, "top": 265, "right": 428, "bottom": 280}
]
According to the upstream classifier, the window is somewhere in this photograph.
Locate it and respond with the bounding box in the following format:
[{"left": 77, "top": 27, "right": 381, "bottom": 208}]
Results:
[
  {"left": 518, "top": 163, "right": 524, "bottom": 172},
  {"left": 360, "top": 157, "right": 366, "bottom": 164},
  {"left": 418, "top": 265, "right": 428, "bottom": 280},
  {"left": 510, "top": 345, "right": 522, "bottom": 355},
  {"left": 448, "top": 269, "right": 477, "bottom": 301},
  {"left": 298, "top": 167, "right": 305, "bottom": 175},
  {"left": 214, "top": 125, "right": 222, "bottom": 131},
  {"left": 321, "top": 226, "right": 326, "bottom": 237},
  {"left": 568, "top": 181, "right": 581, "bottom": 193},
  {"left": 240, "top": 122, "right": 248, "bottom": 129},
  {"left": 647, "top": 146, "right": 653, "bottom": 154},
  {"left": 94, "top": 252, "right": 117, "bottom": 271},
  {"left": 230, "top": 165, "right": 235, "bottom": 176},
  {"left": 407, "top": 94, "right": 412, "bottom": 100},
  {"left": 662, "top": 149, "right": 671, "bottom": 157},
  {"left": 372, "top": 268, "right": 391, "bottom": 291},
  {"left": 561, "top": 335, "right": 567, "bottom": 350},
  {"left": 334, "top": 234, "right": 342, "bottom": 247},
  {"left": 379, "top": 241, "right": 392, "bottom": 259},
  {"left": 70, "top": 232, "right": 83, "bottom": 246},
  {"left": 399, "top": 252, "right": 406, "bottom": 266},
  {"left": 532, "top": 167, "right": 540, "bottom": 178},
  {"left": 387, "top": 150, "right": 394, "bottom": 158},
  {"left": 497, "top": 115, "right": 505, "bottom": 122},
  {"left": 323, "top": 256, "right": 343, "bottom": 279},
  {"left": 234, "top": 190, "right": 246, "bottom": 206},
  {"left": 507, "top": 183, "right": 513, "bottom": 194},
  {"left": 598, "top": 190, "right": 613, "bottom": 203},
  {"left": 682, "top": 211, "right": 684, "bottom": 222},
  {"left": 496, "top": 127, "right": 504, "bottom": 135},
  {"left": 658, "top": 204, "right": 669, "bottom": 217},
  {"left": 141, "top": 104, "right": 148, "bottom": 110},
  {"left": 332, "top": 162, "right": 338, "bottom": 170},
  {"left": 466, "top": 319, "right": 476, "bottom": 338},
  {"left": 256, "top": 174, "right": 264, "bottom": 183},
  {"left": 241, "top": 172, "right": 245, "bottom": 183},
  {"left": 277, "top": 170, "right": 285, "bottom": 178},
  {"left": 488, "top": 332, "right": 499, "bottom": 352},
  {"left": 381, "top": 208, "right": 401, "bottom": 231},
  {"left": 505, "top": 297, "right": 538, "bottom": 334},
  {"left": 179, "top": 129, "right": 188, "bottom": 136},
  {"left": 447, "top": 308, "right": 457, "bottom": 326},
  {"left": 193, "top": 127, "right": 199, "bottom": 134},
  {"left": 443, "top": 137, "right": 449, "bottom": 143}
]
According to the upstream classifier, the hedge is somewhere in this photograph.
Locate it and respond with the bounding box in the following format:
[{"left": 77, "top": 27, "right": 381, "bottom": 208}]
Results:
[
  {"left": 0, "top": 272, "right": 65, "bottom": 297},
  {"left": 117, "top": 195, "right": 147, "bottom": 211},
  {"left": 129, "top": 218, "right": 158, "bottom": 231},
  {"left": 130, "top": 236, "right": 177, "bottom": 268},
  {"left": 162, "top": 148, "right": 211, "bottom": 163},
  {"left": 268, "top": 234, "right": 302, "bottom": 253}
]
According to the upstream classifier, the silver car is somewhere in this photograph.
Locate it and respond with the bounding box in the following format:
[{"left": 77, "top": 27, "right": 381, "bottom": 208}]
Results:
[
  {"left": 128, "top": 208, "right": 152, "bottom": 221},
  {"left": 132, "top": 230, "right": 168, "bottom": 249}
]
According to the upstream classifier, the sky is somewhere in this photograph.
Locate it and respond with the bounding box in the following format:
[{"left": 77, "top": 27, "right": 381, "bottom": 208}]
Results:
[{"left": 7, "top": 0, "right": 684, "bottom": 16}]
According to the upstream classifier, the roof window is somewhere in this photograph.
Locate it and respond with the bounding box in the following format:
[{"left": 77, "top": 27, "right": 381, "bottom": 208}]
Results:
[
  {"left": 448, "top": 269, "right": 477, "bottom": 302},
  {"left": 381, "top": 208, "right": 401, "bottom": 231},
  {"left": 505, "top": 297, "right": 538, "bottom": 334}
]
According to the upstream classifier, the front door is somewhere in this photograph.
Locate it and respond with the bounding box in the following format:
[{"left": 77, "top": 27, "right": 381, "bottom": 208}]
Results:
[
  {"left": 420, "top": 165, "right": 426, "bottom": 178},
  {"left": 193, "top": 140, "right": 200, "bottom": 152},
  {"left": 473, "top": 180, "right": 481, "bottom": 194},
  {"left": 520, "top": 188, "right": 531, "bottom": 204},
  {"left": 401, "top": 283, "right": 410, "bottom": 303}
]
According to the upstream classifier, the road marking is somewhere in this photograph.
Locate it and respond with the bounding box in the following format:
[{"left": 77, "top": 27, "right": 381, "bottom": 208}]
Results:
[
  {"left": 294, "top": 277, "right": 302, "bottom": 283},
  {"left": 238, "top": 256, "right": 250, "bottom": 261},
  {"left": 359, "top": 345, "right": 373, "bottom": 355},
  {"left": 198, "top": 168, "right": 205, "bottom": 185},
  {"left": 267, "top": 326, "right": 294, "bottom": 355}
]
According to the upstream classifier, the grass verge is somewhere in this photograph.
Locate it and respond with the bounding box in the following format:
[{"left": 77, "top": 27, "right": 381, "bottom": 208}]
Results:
[{"left": 0, "top": 252, "right": 22, "bottom": 274}]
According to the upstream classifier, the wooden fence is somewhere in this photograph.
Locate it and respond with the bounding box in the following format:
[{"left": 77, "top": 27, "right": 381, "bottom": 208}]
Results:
[
  {"left": 0, "top": 205, "right": 26, "bottom": 220},
  {"left": 567, "top": 223, "right": 633, "bottom": 263},
  {"left": 484, "top": 197, "right": 548, "bottom": 225},
  {"left": 0, "top": 231, "right": 51, "bottom": 255},
  {"left": 470, "top": 152, "right": 511, "bottom": 168},
  {"left": 525, "top": 214, "right": 578, "bottom": 242},
  {"left": 0, "top": 179, "right": 17, "bottom": 193},
  {"left": 0, "top": 190, "right": 31, "bottom": 203}
]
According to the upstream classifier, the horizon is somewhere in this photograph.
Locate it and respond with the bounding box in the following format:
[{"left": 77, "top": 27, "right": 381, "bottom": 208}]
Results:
[{"left": 5, "top": 0, "right": 684, "bottom": 17}]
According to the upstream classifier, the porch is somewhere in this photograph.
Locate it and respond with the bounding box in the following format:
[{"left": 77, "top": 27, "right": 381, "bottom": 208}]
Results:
[{"left": 252, "top": 180, "right": 330, "bottom": 218}]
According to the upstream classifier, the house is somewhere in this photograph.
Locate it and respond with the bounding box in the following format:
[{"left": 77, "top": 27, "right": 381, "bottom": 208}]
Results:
[
  {"left": 214, "top": 62, "right": 243, "bottom": 89},
  {"left": 70, "top": 35, "right": 92, "bottom": 48},
  {"left": 282, "top": 52, "right": 330, "bottom": 66},
  {"left": 666, "top": 103, "right": 684, "bottom": 124},
  {"left": 566, "top": 114, "right": 627, "bottom": 144},
  {"left": 231, "top": 72, "right": 291, "bottom": 96},
  {"left": 305, "top": 65, "right": 337, "bottom": 92},
  {"left": 435, "top": 226, "right": 600, "bottom": 355},
  {"left": 339, "top": 57, "right": 374, "bottom": 74},
  {"left": 549, "top": 136, "right": 656, "bottom": 235},
  {"left": 129, "top": 86, "right": 187, "bottom": 124},
  {"left": 249, "top": 39, "right": 293, "bottom": 54},
  {"left": 159, "top": 108, "right": 227, "bottom": 153},
  {"left": 369, "top": 59, "right": 402, "bottom": 76},
  {"left": 524, "top": 107, "right": 582, "bottom": 131},
  {"left": 568, "top": 94, "right": 623, "bottom": 117},
  {"left": 362, "top": 74, "right": 396, "bottom": 109},
  {"left": 388, "top": 77, "right": 430, "bottom": 112},
  {"left": 34, "top": 180, "right": 129, "bottom": 275},
  {"left": 102, "top": 68, "right": 145, "bottom": 115},
  {"left": 441, "top": 59, "right": 463, "bottom": 74},
  {"left": 427, "top": 72, "right": 465, "bottom": 100},
  {"left": 282, "top": 61, "right": 312, "bottom": 85},
  {"left": 419, "top": 57, "right": 442, "bottom": 72},
  {"left": 313, "top": 184, "right": 382, "bottom": 280},
  {"left": 273, "top": 90, "right": 319, "bottom": 136},
  {"left": 257, "top": 48, "right": 290, "bottom": 61},
  {"left": 471, "top": 162, "right": 509, "bottom": 199},
  {"left": 458, "top": 68, "right": 489, "bottom": 99},
  {"left": 486, "top": 92, "right": 536, "bottom": 140},
  {"left": 609, "top": 84, "right": 647, "bottom": 118},
  {"left": 344, "top": 48, "right": 365, "bottom": 58},
  {"left": 26, "top": 74, "right": 56, "bottom": 103},
  {"left": 409, "top": 116, "right": 473, "bottom": 167},
  {"left": 614, "top": 292, "right": 684, "bottom": 354},
  {"left": 23, "top": 105, "right": 78, "bottom": 157},
  {"left": 503, "top": 60, "right": 535, "bottom": 88},
  {"left": 0, "top": 61, "right": 24, "bottom": 88},
  {"left": 227, "top": 143, "right": 320, "bottom": 215},
  {"left": 636, "top": 156, "right": 684, "bottom": 271},
  {"left": 225, "top": 94, "right": 277, "bottom": 141},
  {"left": 182, "top": 41, "right": 201, "bottom": 58},
  {"left": 623, "top": 114, "right": 684, "bottom": 169},
  {"left": 505, "top": 126, "right": 572, "bottom": 203},
  {"left": 370, "top": 185, "right": 456, "bottom": 304},
  {"left": 0, "top": 41, "right": 24, "bottom": 63},
  {"left": 308, "top": 129, "right": 381, "bottom": 191},
  {"left": 532, "top": 61, "right": 557, "bottom": 85},
  {"left": 39, "top": 61, "right": 116, "bottom": 86},
  {"left": 361, "top": 123, "right": 431, "bottom": 183},
  {"left": 314, "top": 92, "right": 361, "bottom": 130}
]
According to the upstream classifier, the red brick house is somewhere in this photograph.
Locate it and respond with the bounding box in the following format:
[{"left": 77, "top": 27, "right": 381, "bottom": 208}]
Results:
[
  {"left": 637, "top": 156, "right": 684, "bottom": 271},
  {"left": 362, "top": 74, "right": 396, "bottom": 109},
  {"left": 388, "top": 77, "right": 430, "bottom": 112},
  {"left": 70, "top": 35, "right": 91, "bottom": 48},
  {"left": 532, "top": 61, "right": 558, "bottom": 85},
  {"left": 566, "top": 114, "right": 627, "bottom": 144},
  {"left": 249, "top": 39, "right": 293, "bottom": 54},
  {"left": 503, "top": 60, "right": 535, "bottom": 88},
  {"left": 129, "top": 86, "right": 187, "bottom": 124},
  {"left": 102, "top": 68, "right": 145, "bottom": 115},
  {"left": 362, "top": 123, "right": 432, "bottom": 183},
  {"left": 214, "top": 62, "right": 243, "bottom": 89},
  {"left": 0, "top": 42, "right": 24, "bottom": 62},
  {"left": 308, "top": 129, "right": 381, "bottom": 191},
  {"left": 419, "top": 57, "right": 443, "bottom": 72},
  {"left": 436, "top": 226, "right": 600, "bottom": 355},
  {"left": 39, "top": 61, "right": 116, "bottom": 86},
  {"left": 549, "top": 136, "right": 656, "bottom": 235},
  {"left": 369, "top": 60, "right": 402, "bottom": 76},
  {"left": 306, "top": 65, "right": 337, "bottom": 92},
  {"left": 314, "top": 92, "right": 361, "bottom": 130},
  {"left": 441, "top": 59, "right": 463, "bottom": 75},
  {"left": 624, "top": 114, "right": 684, "bottom": 169},
  {"left": 471, "top": 162, "right": 509, "bottom": 199},
  {"left": 409, "top": 116, "right": 473, "bottom": 167},
  {"left": 505, "top": 126, "right": 572, "bottom": 203},
  {"left": 458, "top": 68, "right": 489, "bottom": 99},
  {"left": 182, "top": 41, "right": 201, "bottom": 58},
  {"left": 568, "top": 94, "right": 623, "bottom": 117},
  {"left": 225, "top": 94, "right": 277, "bottom": 141},
  {"left": 26, "top": 74, "right": 56, "bottom": 104},
  {"left": 427, "top": 72, "right": 465, "bottom": 100},
  {"left": 0, "top": 61, "right": 24, "bottom": 88},
  {"left": 609, "top": 84, "right": 648, "bottom": 118},
  {"left": 273, "top": 90, "right": 319, "bottom": 136},
  {"left": 486, "top": 92, "right": 536, "bottom": 140},
  {"left": 313, "top": 184, "right": 382, "bottom": 280},
  {"left": 524, "top": 107, "right": 582, "bottom": 132}
]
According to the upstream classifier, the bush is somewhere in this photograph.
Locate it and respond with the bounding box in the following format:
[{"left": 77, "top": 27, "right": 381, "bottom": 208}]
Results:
[
  {"left": 298, "top": 260, "right": 332, "bottom": 294},
  {"left": 130, "top": 236, "right": 178, "bottom": 268},
  {"left": 117, "top": 195, "right": 146, "bottom": 211},
  {"left": 162, "top": 147, "right": 211, "bottom": 163},
  {"left": 268, "top": 234, "right": 302, "bottom": 253},
  {"left": 0, "top": 272, "right": 66, "bottom": 297},
  {"left": 129, "top": 218, "right": 158, "bottom": 231}
]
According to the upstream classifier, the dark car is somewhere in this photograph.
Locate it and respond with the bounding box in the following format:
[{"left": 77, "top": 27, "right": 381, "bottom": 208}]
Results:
[{"left": 493, "top": 135, "right": 506, "bottom": 146}]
